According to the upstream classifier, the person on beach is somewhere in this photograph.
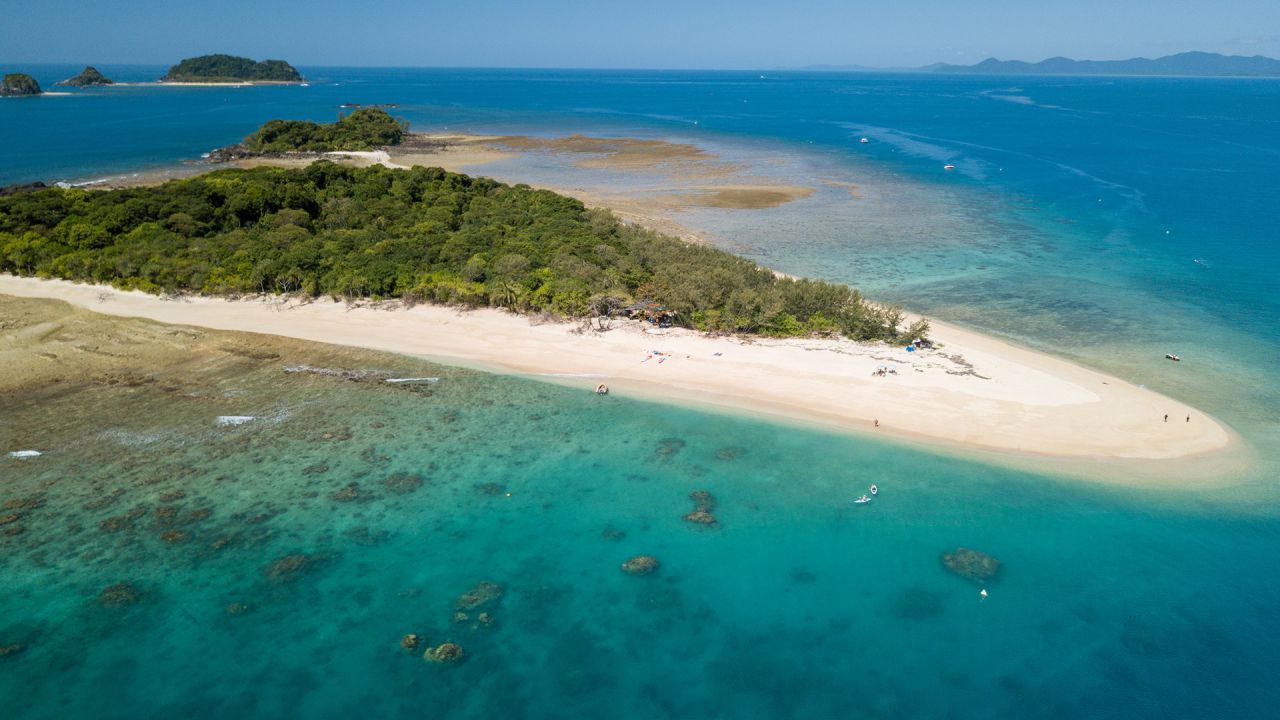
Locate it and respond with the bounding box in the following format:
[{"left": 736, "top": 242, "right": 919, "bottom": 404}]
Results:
[
  {"left": 1186, "top": 414, "right": 1191, "bottom": 423},
  {"left": 1164, "top": 414, "right": 1168, "bottom": 423}
]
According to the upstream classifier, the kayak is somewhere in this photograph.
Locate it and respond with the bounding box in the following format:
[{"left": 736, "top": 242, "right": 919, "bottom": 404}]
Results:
[{"left": 854, "top": 495, "right": 872, "bottom": 504}]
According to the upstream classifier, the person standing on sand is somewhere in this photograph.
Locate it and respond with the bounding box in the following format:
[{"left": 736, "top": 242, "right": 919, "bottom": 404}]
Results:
[
  {"left": 1187, "top": 414, "right": 1191, "bottom": 423},
  {"left": 1164, "top": 414, "right": 1168, "bottom": 423}
]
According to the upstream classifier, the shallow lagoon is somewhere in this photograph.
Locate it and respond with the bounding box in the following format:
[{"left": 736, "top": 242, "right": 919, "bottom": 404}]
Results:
[{"left": 1, "top": 306, "right": 1277, "bottom": 719}]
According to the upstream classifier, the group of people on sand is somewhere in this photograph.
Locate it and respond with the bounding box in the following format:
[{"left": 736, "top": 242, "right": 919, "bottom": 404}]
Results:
[{"left": 1164, "top": 413, "right": 1191, "bottom": 423}]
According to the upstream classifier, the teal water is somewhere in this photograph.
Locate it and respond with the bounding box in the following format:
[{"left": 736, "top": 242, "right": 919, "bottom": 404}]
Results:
[{"left": 2, "top": 66, "right": 1279, "bottom": 717}]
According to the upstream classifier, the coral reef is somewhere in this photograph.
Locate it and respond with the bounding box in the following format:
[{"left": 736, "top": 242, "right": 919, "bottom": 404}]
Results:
[
  {"left": 99, "top": 582, "right": 141, "bottom": 607},
  {"left": 382, "top": 472, "right": 423, "bottom": 495},
  {"left": 423, "top": 642, "right": 465, "bottom": 665},
  {"left": 682, "top": 510, "right": 718, "bottom": 526},
  {"left": 621, "top": 555, "right": 659, "bottom": 575},
  {"left": 655, "top": 437, "right": 686, "bottom": 460},
  {"left": 455, "top": 581, "right": 503, "bottom": 611},
  {"left": 329, "top": 482, "right": 362, "bottom": 502},
  {"left": 715, "top": 446, "right": 746, "bottom": 461},
  {"left": 400, "top": 634, "right": 420, "bottom": 651},
  {"left": 683, "top": 490, "right": 719, "bottom": 527},
  {"left": 941, "top": 548, "right": 1001, "bottom": 582},
  {"left": 263, "top": 553, "right": 311, "bottom": 583}
]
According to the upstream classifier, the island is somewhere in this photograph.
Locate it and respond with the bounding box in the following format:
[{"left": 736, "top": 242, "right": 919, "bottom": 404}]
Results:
[
  {"left": 56, "top": 66, "right": 114, "bottom": 87},
  {"left": 210, "top": 109, "right": 405, "bottom": 160},
  {"left": 160, "top": 54, "right": 303, "bottom": 83},
  {"left": 1, "top": 73, "right": 42, "bottom": 96},
  {"left": 0, "top": 157, "right": 1234, "bottom": 463},
  {"left": 933, "top": 51, "right": 1280, "bottom": 77},
  {"left": 783, "top": 51, "right": 1280, "bottom": 78},
  {"left": 0, "top": 162, "right": 922, "bottom": 342}
]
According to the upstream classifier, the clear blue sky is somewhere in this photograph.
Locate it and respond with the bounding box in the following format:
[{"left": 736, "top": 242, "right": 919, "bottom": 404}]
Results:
[{"left": 3, "top": 0, "right": 1279, "bottom": 68}]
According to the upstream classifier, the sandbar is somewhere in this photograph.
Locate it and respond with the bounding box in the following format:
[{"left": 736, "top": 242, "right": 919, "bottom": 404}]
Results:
[{"left": 0, "top": 275, "right": 1239, "bottom": 484}]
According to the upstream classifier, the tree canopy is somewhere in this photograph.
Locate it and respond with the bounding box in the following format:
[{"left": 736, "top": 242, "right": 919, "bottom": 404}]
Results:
[
  {"left": 244, "top": 109, "right": 405, "bottom": 153},
  {"left": 161, "top": 55, "right": 301, "bottom": 82},
  {"left": 0, "top": 163, "right": 926, "bottom": 342}
]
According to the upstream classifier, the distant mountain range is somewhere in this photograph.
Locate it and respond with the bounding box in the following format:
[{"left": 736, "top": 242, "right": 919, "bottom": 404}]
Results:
[{"left": 784, "top": 52, "right": 1280, "bottom": 77}]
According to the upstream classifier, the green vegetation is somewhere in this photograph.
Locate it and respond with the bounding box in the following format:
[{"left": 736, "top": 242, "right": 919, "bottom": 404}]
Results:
[
  {"left": 0, "top": 163, "right": 926, "bottom": 341},
  {"left": 1, "top": 73, "right": 42, "bottom": 96},
  {"left": 56, "top": 66, "right": 114, "bottom": 87},
  {"left": 244, "top": 109, "right": 405, "bottom": 153},
  {"left": 161, "top": 54, "right": 302, "bottom": 83}
]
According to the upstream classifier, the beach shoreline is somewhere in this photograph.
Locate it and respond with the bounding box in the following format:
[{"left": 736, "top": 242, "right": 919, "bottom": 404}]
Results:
[{"left": 0, "top": 275, "right": 1243, "bottom": 485}]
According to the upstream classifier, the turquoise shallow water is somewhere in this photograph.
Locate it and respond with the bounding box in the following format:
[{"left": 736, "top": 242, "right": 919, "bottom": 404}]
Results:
[
  {"left": 3, "top": 347, "right": 1278, "bottom": 719},
  {"left": 2, "top": 66, "right": 1279, "bottom": 717}
]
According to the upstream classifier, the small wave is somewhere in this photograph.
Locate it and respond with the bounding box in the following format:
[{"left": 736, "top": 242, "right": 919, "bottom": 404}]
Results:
[
  {"left": 385, "top": 377, "right": 440, "bottom": 384},
  {"left": 216, "top": 416, "right": 256, "bottom": 427},
  {"left": 7, "top": 450, "right": 42, "bottom": 459}
]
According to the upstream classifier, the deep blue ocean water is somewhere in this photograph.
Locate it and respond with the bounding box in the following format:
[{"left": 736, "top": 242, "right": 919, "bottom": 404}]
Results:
[{"left": 2, "top": 66, "right": 1279, "bottom": 718}]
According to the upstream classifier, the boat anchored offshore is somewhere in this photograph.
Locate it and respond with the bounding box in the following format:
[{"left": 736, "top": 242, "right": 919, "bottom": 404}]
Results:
[
  {"left": 943, "top": 164, "right": 956, "bottom": 170},
  {"left": 860, "top": 137, "right": 870, "bottom": 144},
  {"left": 1165, "top": 353, "right": 1181, "bottom": 362},
  {"left": 869, "top": 484, "right": 878, "bottom": 496},
  {"left": 854, "top": 495, "right": 872, "bottom": 504}
]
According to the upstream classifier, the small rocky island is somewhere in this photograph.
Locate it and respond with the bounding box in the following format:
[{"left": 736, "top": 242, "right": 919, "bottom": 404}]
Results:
[
  {"left": 161, "top": 54, "right": 303, "bottom": 83},
  {"left": 57, "top": 66, "right": 114, "bottom": 87},
  {"left": 1, "top": 73, "right": 42, "bottom": 97},
  {"left": 210, "top": 108, "right": 406, "bottom": 160}
]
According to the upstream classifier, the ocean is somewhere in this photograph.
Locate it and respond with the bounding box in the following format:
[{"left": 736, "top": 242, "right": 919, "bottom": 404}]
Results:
[{"left": 2, "top": 65, "right": 1279, "bottom": 718}]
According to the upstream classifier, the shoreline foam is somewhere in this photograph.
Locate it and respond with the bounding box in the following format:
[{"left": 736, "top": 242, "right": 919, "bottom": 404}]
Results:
[{"left": 0, "top": 275, "right": 1241, "bottom": 485}]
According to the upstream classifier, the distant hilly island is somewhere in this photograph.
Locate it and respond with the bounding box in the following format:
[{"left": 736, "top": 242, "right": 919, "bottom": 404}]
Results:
[{"left": 785, "top": 51, "right": 1280, "bottom": 77}]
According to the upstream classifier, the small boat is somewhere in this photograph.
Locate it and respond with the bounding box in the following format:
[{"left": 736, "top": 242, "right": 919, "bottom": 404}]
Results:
[
  {"left": 1165, "top": 353, "right": 1181, "bottom": 362},
  {"left": 854, "top": 495, "right": 872, "bottom": 504},
  {"left": 860, "top": 137, "right": 870, "bottom": 144},
  {"left": 595, "top": 384, "right": 609, "bottom": 395},
  {"left": 943, "top": 164, "right": 956, "bottom": 170},
  {"left": 869, "top": 484, "right": 878, "bottom": 496}
]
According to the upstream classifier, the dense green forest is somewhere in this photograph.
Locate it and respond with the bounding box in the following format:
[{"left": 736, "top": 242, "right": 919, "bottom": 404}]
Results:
[
  {"left": 0, "top": 163, "right": 926, "bottom": 341},
  {"left": 162, "top": 55, "right": 301, "bottom": 82},
  {"left": 1, "top": 73, "right": 42, "bottom": 96},
  {"left": 244, "top": 109, "right": 405, "bottom": 153}
]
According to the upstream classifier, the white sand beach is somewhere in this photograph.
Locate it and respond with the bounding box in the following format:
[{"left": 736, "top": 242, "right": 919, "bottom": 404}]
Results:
[{"left": 0, "top": 275, "right": 1237, "bottom": 480}]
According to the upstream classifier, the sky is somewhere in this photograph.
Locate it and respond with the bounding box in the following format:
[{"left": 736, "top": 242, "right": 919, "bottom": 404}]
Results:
[{"left": 2, "top": 0, "right": 1279, "bottom": 69}]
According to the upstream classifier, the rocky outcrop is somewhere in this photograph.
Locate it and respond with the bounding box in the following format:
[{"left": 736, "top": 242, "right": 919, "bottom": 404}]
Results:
[
  {"left": 56, "top": 66, "right": 114, "bottom": 87},
  {"left": 1, "top": 73, "right": 42, "bottom": 97}
]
